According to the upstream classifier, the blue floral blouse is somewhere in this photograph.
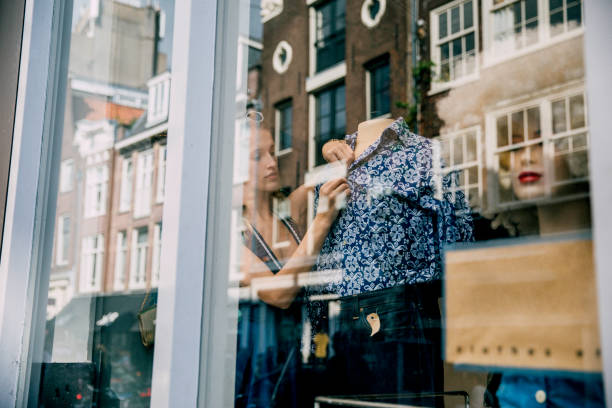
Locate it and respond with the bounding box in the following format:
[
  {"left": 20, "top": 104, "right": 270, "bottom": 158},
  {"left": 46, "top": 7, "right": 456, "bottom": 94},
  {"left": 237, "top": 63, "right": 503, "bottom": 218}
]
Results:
[{"left": 312, "top": 117, "right": 474, "bottom": 298}]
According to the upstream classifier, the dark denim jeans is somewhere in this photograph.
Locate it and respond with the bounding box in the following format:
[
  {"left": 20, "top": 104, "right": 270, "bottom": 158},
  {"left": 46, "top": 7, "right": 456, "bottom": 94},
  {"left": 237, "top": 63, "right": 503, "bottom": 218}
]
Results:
[{"left": 318, "top": 282, "right": 444, "bottom": 407}]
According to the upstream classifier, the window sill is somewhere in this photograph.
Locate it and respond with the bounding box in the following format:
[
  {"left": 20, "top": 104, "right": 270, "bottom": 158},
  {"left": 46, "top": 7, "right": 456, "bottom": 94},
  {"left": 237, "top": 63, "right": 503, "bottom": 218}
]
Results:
[
  {"left": 428, "top": 73, "right": 480, "bottom": 96},
  {"left": 305, "top": 62, "right": 347, "bottom": 93},
  {"left": 483, "top": 29, "right": 584, "bottom": 70}
]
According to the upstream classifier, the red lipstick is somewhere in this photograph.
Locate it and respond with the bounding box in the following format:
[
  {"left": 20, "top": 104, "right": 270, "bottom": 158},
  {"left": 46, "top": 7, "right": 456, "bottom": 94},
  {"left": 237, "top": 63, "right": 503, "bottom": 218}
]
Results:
[{"left": 518, "top": 171, "right": 542, "bottom": 184}]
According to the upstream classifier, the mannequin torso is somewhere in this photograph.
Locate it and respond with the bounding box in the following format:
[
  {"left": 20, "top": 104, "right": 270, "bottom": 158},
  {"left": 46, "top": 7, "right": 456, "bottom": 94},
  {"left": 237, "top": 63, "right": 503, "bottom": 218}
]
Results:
[{"left": 354, "top": 117, "right": 395, "bottom": 158}]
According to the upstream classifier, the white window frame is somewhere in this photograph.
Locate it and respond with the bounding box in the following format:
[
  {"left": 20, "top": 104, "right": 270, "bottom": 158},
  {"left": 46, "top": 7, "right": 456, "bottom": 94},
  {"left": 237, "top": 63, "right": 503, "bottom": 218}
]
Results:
[
  {"left": 482, "top": 0, "right": 585, "bottom": 67},
  {"left": 113, "top": 230, "right": 128, "bottom": 291},
  {"left": 84, "top": 164, "right": 108, "bottom": 218},
  {"left": 430, "top": 0, "right": 480, "bottom": 93},
  {"left": 156, "top": 145, "right": 167, "bottom": 203},
  {"left": 272, "top": 197, "right": 291, "bottom": 249},
  {"left": 274, "top": 102, "right": 293, "bottom": 156},
  {"left": 485, "top": 83, "right": 589, "bottom": 211},
  {"left": 79, "top": 234, "right": 104, "bottom": 293},
  {"left": 438, "top": 126, "right": 483, "bottom": 211},
  {"left": 134, "top": 149, "right": 154, "bottom": 218},
  {"left": 58, "top": 158, "right": 73, "bottom": 193},
  {"left": 55, "top": 214, "right": 70, "bottom": 266},
  {"left": 129, "top": 226, "right": 148, "bottom": 290},
  {"left": 306, "top": 0, "right": 347, "bottom": 86},
  {"left": 119, "top": 156, "right": 133, "bottom": 212},
  {"left": 151, "top": 223, "right": 162, "bottom": 287}
]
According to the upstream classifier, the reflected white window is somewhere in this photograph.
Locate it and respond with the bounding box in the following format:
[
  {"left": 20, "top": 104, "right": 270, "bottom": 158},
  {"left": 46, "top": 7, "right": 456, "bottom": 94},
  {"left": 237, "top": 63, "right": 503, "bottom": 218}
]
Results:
[
  {"left": 134, "top": 149, "right": 154, "bottom": 218},
  {"left": 56, "top": 215, "right": 71, "bottom": 266},
  {"left": 130, "top": 226, "right": 148, "bottom": 289},
  {"left": 84, "top": 164, "right": 108, "bottom": 218},
  {"left": 275, "top": 101, "right": 293, "bottom": 155},
  {"left": 119, "top": 156, "right": 133, "bottom": 212},
  {"left": 432, "top": 0, "right": 478, "bottom": 85},
  {"left": 114, "top": 230, "right": 128, "bottom": 291},
  {"left": 151, "top": 223, "right": 162, "bottom": 287},
  {"left": 156, "top": 145, "right": 167, "bottom": 203},
  {"left": 366, "top": 56, "right": 391, "bottom": 119},
  {"left": 439, "top": 128, "right": 482, "bottom": 209},
  {"left": 80, "top": 234, "right": 104, "bottom": 293},
  {"left": 59, "top": 159, "right": 74, "bottom": 193},
  {"left": 489, "top": 89, "right": 589, "bottom": 207},
  {"left": 549, "top": 0, "right": 582, "bottom": 37},
  {"left": 492, "top": 0, "right": 539, "bottom": 55}
]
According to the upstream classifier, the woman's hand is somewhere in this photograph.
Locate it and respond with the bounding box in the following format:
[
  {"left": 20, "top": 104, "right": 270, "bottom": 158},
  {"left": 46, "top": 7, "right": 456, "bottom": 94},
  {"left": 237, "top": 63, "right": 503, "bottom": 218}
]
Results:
[
  {"left": 322, "top": 140, "right": 355, "bottom": 166},
  {"left": 316, "top": 177, "right": 350, "bottom": 225}
]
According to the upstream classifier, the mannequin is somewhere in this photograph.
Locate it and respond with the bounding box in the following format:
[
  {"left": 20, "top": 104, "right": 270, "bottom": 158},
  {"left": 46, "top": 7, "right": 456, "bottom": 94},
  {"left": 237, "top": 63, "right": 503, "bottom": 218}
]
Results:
[{"left": 354, "top": 117, "right": 396, "bottom": 158}]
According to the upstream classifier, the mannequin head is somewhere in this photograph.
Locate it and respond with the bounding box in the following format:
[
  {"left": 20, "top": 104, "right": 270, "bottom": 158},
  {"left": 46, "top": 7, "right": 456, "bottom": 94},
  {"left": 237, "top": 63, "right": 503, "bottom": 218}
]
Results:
[{"left": 510, "top": 143, "right": 546, "bottom": 200}]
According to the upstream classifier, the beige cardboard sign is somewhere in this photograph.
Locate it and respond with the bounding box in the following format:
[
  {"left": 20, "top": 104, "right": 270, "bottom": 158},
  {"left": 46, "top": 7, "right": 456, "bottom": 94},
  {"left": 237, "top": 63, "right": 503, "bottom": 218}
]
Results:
[{"left": 444, "top": 238, "right": 602, "bottom": 372}]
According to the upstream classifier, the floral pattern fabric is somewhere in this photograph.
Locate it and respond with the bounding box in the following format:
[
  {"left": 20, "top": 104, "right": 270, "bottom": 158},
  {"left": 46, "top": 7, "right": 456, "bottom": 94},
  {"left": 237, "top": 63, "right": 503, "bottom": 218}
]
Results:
[{"left": 312, "top": 117, "right": 474, "bottom": 298}]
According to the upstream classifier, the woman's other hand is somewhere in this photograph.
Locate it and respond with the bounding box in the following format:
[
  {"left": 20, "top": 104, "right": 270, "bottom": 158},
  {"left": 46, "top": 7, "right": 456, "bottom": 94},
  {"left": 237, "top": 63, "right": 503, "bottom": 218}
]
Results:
[
  {"left": 322, "top": 140, "right": 354, "bottom": 166},
  {"left": 316, "top": 177, "right": 349, "bottom": 225}
]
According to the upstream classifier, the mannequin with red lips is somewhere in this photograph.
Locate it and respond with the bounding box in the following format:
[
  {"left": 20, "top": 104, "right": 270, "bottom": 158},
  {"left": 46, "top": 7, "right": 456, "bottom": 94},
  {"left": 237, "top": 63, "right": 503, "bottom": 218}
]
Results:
[{"left": 501, "top": 144, "right": 590, "bottom": 235}]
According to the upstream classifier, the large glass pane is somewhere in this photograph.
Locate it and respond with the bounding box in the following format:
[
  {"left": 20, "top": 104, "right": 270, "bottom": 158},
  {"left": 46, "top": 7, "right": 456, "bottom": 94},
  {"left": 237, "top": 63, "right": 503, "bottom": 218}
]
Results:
[
  {"left": 218, "top": 1, "right": 604, "bottom": 408},
  {"left": 36, "top": 0, "right": 175, "bottom": 405}
]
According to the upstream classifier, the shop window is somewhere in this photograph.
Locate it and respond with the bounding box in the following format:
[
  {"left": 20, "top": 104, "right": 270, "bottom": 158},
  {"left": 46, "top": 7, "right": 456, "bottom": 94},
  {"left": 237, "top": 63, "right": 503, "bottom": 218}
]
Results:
[
  {"left": 489, "top": 89, "right": 589, "bottom": 207},
  {"left": 84, "top": 164, "right": 108, "bottom": 218},
  {"left": 275, "top": 100, "right": 293, "bottom": 155},
  {"left": 439, "top": 128, "right": 482, "bottom": 209},
  {"left": 156, "top": 145, "right": 167, "bottom": 203},
  {"left": 114, "top": 230, "right": 128, "bottom": 291},
  {"left": 80, "top": 234, "right": 104, "bottom": 293},
  {"left": 314, "top": 0, "right": 346, "bottom": 72},
  {"left": 152, "top": 223, "right": 162, "bottom": 287},
  {"left": 314, "top": 83, "right": 346, "bottom": 167},
  {"left": 130, "top": 226, "right": 148, "bottom": 289},
  {"left": 366, "top": 57, "right": 391, "bottom": 119},
  {"left": 431, "top": 0, "right": 478, "bottom": 86},
  {"left": 550, "top": 0, "right": 582, "bottom": 37},
  {"left": 59, "top": 159, "right": 74, "bottom": 193},
  {"left": 119, "top": 156, "right": 133, "bottom": 212},
  {"left": 55, "top": 215, "right": 70, "bottom": 266},
  {"left": 134, "top": 149, "right": 154, "bottom": 218}
]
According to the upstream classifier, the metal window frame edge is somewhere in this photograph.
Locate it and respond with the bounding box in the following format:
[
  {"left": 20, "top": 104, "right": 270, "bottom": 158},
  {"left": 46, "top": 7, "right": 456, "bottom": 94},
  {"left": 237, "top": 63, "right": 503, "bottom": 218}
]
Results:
[
  {"left": 196, "top": 0, "right": 241, "bottom": 406},
  {"left": 149, "top": 0, "right": 219, "bottom": 406},
  {"left": 583, "top": 1, "right": 612, "bottom": 406},
  {"left": 0, "top": 0, "right": 73, "bottom": 405}
]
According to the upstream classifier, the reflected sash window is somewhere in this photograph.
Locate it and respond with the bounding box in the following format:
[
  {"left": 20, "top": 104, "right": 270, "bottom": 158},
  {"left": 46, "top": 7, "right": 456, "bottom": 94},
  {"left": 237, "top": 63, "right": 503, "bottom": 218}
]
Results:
[
  {"left": 84, "top": 165, "right": 108, "bottom": 218},
  {"left": 492, "top": 0, "right": 539, "bottom": 55},
  {"left": 366, "top": 57, "right": 391, "bottom": 119},
  {"left": 152, "top": 223, "right": 162, "bottom": 287},
  {"left": 114, "top": 230, "right": 128, "bottom": 291},
  {"left": 275, "top": 100, "right": 293, "bottom": 155},
  {"left": 433, "top": 0, "right": 477, "bottom": 84},
  {"left": 490, "top": 90, "right": 589, "bottom": 206},
  {"left": 134, "top": 149, "right": 154, "bottom": 218},
  {"left": 130, "top": 226, "right": 148, "bottom": 289},
  {"left": 80, "top": 234, "right": 104, "bottom": 292},
  {"left": 315, "top": 0, "right": 346, "bottom": 72},
  {"left": 315, "top": 83, "right": 346, "bottom": 166},
  {"left": 439, "top": 129, "right": 482, "bottom": 209},
  {"left": 550, "top": 0, "right": 582, "bottom": 37},
  {"left": 156, "top": 145, "right": 167, "bottom": 203},
  {"left": 59, "top": 159, "right": 74, "bottom": 193},
  {"left": 119, "top": 156, "right": 133, "bottom": 212},
  {"left": 56, "top": 215, "right": 70, "bottom": 266}
]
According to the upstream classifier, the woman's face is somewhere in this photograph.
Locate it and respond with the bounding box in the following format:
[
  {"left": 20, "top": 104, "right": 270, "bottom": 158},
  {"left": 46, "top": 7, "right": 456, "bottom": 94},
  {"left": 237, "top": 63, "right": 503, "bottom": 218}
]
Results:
[
  {"left": 510, "top": 143, "right": 546, "bottom": 200},
  {"left": 249, "top": 126, "right": 280, "bottom": 192}
]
